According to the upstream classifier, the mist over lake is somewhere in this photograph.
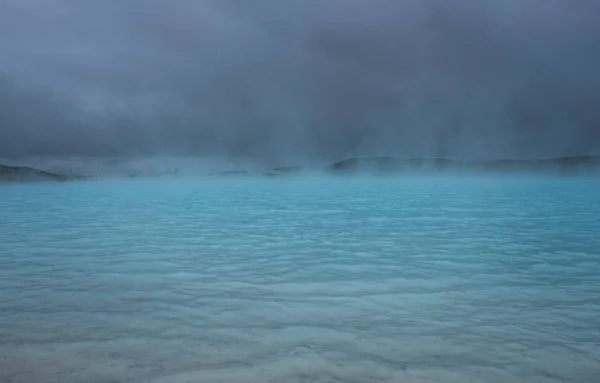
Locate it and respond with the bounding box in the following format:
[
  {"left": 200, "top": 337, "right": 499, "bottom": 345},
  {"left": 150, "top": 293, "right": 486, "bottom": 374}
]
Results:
[{"left": 1, "top": 1, "right": 600, "bottom": 382}]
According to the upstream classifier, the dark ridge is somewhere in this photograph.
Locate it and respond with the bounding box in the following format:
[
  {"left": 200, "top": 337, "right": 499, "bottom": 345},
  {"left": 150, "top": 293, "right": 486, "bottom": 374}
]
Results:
[
  {"left": 328, "top": 157, "right": 457, "bottom": 173},
  {"left": 327, "top": 155, "right": 600, "bottom": 174},
  {"left": 213, "top": 170, "right": 251, "bottom": 176},
  {"left": 263, "top": 166, "right": 304, "bottom": 177},
  {"left": 271, "top": 166, "right": 303, "bottom": 173},
  {"left": 214, "top": 167, "right": 303, "bottom": 177},
  {"left": 0, "top": 164, "right": 88, "bottom": 183},
  {"left": 473, "top": 155, "right": 600, "bottom": 172}
]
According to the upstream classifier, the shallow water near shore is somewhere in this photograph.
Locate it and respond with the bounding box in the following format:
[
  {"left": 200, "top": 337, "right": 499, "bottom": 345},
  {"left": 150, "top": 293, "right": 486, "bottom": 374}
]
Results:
[{"left": 1, "top": 175, "right": 599, "bottom": 382}]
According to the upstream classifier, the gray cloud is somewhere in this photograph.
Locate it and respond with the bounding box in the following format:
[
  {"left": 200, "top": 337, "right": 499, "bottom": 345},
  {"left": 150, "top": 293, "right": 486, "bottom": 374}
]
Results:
[{"left": 1, "top": 0, "right": 599, "bottom": 164}]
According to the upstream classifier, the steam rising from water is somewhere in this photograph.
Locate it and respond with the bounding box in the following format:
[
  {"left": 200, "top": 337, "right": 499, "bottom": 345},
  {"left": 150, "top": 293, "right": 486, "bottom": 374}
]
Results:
[{"left": 1, "top": 0, "right": 599, "bottom": 164}]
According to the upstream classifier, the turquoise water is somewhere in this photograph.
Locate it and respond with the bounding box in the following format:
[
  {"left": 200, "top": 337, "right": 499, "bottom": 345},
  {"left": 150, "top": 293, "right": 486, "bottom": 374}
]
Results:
[{"left": 1, "top": 176, "right": 599, "bottom": 382}]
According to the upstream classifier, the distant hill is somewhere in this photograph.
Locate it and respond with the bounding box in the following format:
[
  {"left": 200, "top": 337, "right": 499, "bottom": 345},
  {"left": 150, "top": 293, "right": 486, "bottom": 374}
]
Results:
[
  {"left": 327, "top": 155, "right": 600, "bottom": 174},
  {"left": 3, "top": 155, "right": 599, "bottom": 183},
  {"left": 0, "top": 164, "right": 86, "bottom": 183}
]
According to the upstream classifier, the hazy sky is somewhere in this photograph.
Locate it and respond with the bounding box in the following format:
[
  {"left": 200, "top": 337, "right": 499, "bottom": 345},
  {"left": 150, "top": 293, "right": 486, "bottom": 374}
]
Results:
[{"left": 1, "top": 0, "right": 599, "bottom": 164}]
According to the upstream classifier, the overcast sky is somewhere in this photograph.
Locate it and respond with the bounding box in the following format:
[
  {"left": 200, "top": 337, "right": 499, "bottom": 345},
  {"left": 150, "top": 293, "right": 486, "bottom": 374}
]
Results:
[{"left": 1, "top": 0, "right": 599, "bottom": 164}]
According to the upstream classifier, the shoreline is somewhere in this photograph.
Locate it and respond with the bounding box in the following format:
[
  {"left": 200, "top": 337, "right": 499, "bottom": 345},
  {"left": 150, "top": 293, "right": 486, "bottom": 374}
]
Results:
[{"left": 2, "top": 155, "right": 600, "bottom": 183}]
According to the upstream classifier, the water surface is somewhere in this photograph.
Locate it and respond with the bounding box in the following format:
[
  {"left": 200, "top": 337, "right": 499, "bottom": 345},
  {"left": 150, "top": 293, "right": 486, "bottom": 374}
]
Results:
[{"left": 1, "top": 176, "right": 599, "bottom": 382}]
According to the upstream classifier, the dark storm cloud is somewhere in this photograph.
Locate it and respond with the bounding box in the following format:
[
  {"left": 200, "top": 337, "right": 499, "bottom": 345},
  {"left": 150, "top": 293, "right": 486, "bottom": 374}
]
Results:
[{"left": 1, "top": 0, "right": 599, "bottom": 163}]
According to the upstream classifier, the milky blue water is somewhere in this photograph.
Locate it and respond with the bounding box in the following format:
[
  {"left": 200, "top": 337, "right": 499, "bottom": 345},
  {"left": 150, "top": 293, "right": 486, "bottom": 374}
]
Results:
[{"left": 1, "top": 176, "right": 599, "bottom": 383}]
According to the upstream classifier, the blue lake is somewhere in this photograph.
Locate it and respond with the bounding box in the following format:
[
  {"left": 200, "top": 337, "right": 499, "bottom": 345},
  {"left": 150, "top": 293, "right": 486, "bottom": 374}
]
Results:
[{"left": 1, "top": 175, "right": 599, "bottom": 382}]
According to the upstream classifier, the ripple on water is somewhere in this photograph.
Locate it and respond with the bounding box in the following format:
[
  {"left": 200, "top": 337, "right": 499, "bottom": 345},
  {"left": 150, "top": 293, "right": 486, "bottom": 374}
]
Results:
[{"left": 0, "top": 176, "right": 599, "bottom": 382}]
